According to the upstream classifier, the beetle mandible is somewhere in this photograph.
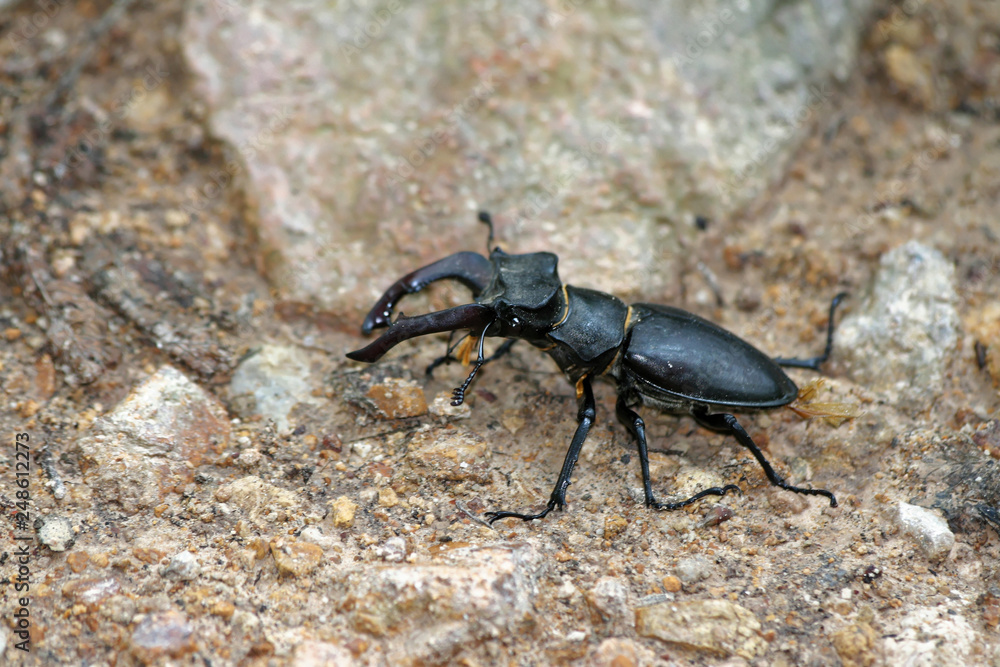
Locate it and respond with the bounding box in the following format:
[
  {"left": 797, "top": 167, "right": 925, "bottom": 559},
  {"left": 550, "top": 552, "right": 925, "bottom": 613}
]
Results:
[{"left": 347, "top": 212, "right": 847, "bottom": 524}]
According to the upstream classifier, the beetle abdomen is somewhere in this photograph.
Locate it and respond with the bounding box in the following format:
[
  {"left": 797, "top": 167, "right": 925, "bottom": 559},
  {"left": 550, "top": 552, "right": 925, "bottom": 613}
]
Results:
[{"left": 620, "top": 304, "right": 798, "bottom": 409}]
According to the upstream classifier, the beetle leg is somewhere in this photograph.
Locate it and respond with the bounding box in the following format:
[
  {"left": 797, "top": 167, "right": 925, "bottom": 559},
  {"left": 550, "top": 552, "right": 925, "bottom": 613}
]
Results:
[
  {"left": 691, "top": 407, "right": 838, "bottom": 507},
  {"left": 450, "top": 326, "right": 491, "bottom": 406},
  {"left": 347, "top": 303, "right": 495, "bottom": 363},
  {"left": 486, "top": 376, "right": 596, "bottom": 524},
  {"left": 428, "top": 337, "right": 517, "bottom": 378},
  {"left": 484, "top": 338, "right": 517, "bottom": 364},
  {"left": 616, "top": 398, "right": 740, "bottom": 510},
  {"left": 361, "top": 252, "right": 493, "bottom": 334},
  {"left": 774, "top": 292, "right": 849, "bottom": 371},
  {"left": 425, "top": 331, "right": 465, "bottom": 376}
]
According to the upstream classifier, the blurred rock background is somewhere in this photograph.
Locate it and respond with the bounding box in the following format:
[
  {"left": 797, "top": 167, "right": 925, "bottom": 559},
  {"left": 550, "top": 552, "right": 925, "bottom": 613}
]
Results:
[{"left": 181, "top": 0, "right": 874, "bottom": 310}]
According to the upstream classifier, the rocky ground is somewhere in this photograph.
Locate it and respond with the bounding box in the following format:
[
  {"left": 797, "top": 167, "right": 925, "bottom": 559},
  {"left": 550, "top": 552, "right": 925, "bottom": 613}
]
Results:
[{"left": 1, "top": 0, "right": 1000, "bottom": 666}]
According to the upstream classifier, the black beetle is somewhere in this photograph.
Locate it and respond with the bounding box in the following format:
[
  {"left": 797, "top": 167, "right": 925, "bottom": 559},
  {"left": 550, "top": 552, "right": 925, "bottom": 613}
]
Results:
[{"left": 347, "top": 212, "right": 847, "bottom": 523}]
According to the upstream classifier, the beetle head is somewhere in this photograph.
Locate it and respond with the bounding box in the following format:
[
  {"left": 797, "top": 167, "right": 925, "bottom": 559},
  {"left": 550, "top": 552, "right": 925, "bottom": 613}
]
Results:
[{"left": 477, "top": 249, "right": 566, "bottom": 340}]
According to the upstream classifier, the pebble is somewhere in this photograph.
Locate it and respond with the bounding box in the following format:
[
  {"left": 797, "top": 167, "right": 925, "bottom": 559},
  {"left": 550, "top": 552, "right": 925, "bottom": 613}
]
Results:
[
  {"left": 229, "top": 344, "right": 322, "bottom": 433},
  {"left": 236, "top": 448, "right": 263, "bottom": 469},
  {"left": 38, "top": 516, "right": 74, "bottom": 552},
  {"left": 635, "top": 599, "right": 765, "bottom": 659},
  {"left": 365, "top": 378, "right": 427, "bottom": 419},
  {"left": 339, "top": 544, "right": 542, "bottom": 663},
  {"left": 76, "top": 365, "right": 231, "bottom": 513},
  {"left": 377, "top": 487, "right": 399, "bottom": 508},
  {"left": 835, "top": 241, "right": 959, "bottom": 411},
  {"left": 96, "top": 365, "right": 230, "bottom": 458},
  {"left": 884, "top": 43, "right": 934, "bottom": 108},
  {"left": 675, "top": 556, "right": 712, "bottom": 585},
  {"left": 62, "top": 577, "right": 121, "bottom": 611},
  {"left": 130, "top": 611, "right": 196, "bottom": 663},
  {"left": 232, "top": 609, "right": 261, "bottom": 635},
  {"left": 375, "top": 537, "right": 407, "bottom": 562},
  {"left": 892, "top": 502, "right": 955, "bottom": 561},
  {"left": 832, "top": 621, "right": 879, "bottom": 667},
  {"left": 586, "top": 638, "right": 650, "bottom": 667},
  {"left": 603, "top": 514, "right": 628, "bottom": 540},
  {"left": 162, "top": 551, "right": 200, "bottom": 580},
  {"left": 215, "top": 476, "right": 298, "bottom": 524},
  {"left": 586, "top": 577, "right": 630, "bottom": 627},
  {"left": 270, "top": 539, "right": 324, "bottom": 577},
  {"left": 428, "top": 391, "right": 471, "bottom": 419},
  {"left": 502, "top": 410, "right": 525, "bottom": 436},
  {"left": 405, "top": 426, "right": 489, "bottom": 482},
  {"left": 291, "top": 640, "right": 355, "bottom": 667},
  {"left": 661, "top": 576, "right": 682, "bottom": 593},
  {"left": 66, "top": 551, "right": 90, "bottom": 573},
  {"left": 330, "top": 496, "right": 358, "bottom": 528},
  {"left": 210, "top": 600, "right": 236, "bottom": 619},
  {"left": 299, "top": 525, "right": 337, "bottom": 549},
  {"left": 100, "top": 596, "right": 137, "bottom": 624},
  {"left": 696, "top": 504, "right": 734, "bottom": 528},
  {"left": 884, "top": 608, "right": 975, "bottom": 665}
]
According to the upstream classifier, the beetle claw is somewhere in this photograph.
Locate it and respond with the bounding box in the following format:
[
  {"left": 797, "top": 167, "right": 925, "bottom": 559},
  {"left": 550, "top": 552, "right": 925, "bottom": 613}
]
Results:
[
  {"left": 648, "top": 484, "right": 742, "bottom": 511},
  {"left": 484, "top": 499, "right": 561, "bottom": 524}
]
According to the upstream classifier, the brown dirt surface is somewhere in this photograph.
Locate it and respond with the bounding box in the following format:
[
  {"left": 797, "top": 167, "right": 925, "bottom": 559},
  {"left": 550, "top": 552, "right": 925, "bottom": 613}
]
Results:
[{"left": 1, "top": 1, "right": 999, "bottom": 665}]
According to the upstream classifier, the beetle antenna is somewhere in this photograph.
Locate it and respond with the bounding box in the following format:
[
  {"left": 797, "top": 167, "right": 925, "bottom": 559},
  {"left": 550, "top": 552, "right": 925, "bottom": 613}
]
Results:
[
  {"left": 451, "top": 321, "right": 492, "bottom": 406},
  {"left": 477, "top": 211, "right": 495, "bottom": 253}
]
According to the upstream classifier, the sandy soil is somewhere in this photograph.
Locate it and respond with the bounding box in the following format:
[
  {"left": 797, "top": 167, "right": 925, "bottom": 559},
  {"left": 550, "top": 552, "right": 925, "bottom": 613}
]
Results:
[{"left": 1, "top": 1, "right": 999, "bottom": 665}]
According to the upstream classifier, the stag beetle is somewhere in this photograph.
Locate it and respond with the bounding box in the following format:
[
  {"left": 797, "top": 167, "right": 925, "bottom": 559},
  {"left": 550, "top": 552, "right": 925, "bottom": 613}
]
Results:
[{"left": 347, "top": 212, "right": 847, "bottom": 524}]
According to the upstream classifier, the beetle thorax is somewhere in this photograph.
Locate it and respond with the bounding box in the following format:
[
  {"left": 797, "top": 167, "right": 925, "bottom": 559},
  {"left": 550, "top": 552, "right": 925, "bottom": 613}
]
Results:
[{"left": 477, "top": 250, "right": 567, "bottom": 339}]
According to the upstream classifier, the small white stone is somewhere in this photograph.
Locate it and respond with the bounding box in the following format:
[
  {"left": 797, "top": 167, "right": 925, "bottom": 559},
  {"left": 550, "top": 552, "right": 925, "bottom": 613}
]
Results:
[
  {"left": 555, "top": 581, "right": 578, "bottom": 600},
  {"left": 39, "top": 516, "right": 74, "bottom": 552},
  {"left": 237, "top": 448, "right": 263, "bottom": 468},
  {"left": 429, "top": 391, "right": 471, "bottom": 419},
  {"left": 299, "top": 526, "right": 336, "bottom": 549},
  {"left": 588, "top": 577, "right": 630, "bottom": 626},
  {"left": 676, "top": 556, "right": 712, "bottom": 584},
  {"left": 376, "top": 537, "right": 407, "bottom": 562},
  {"left": 893, "top": 502, "right": 955, "bottom": 561},
  {"left": 163, "top": 551, "right": 200, "bottom": 580},
  {"left": 351, "top": 440, "right": 375, "bottom": 460}
]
